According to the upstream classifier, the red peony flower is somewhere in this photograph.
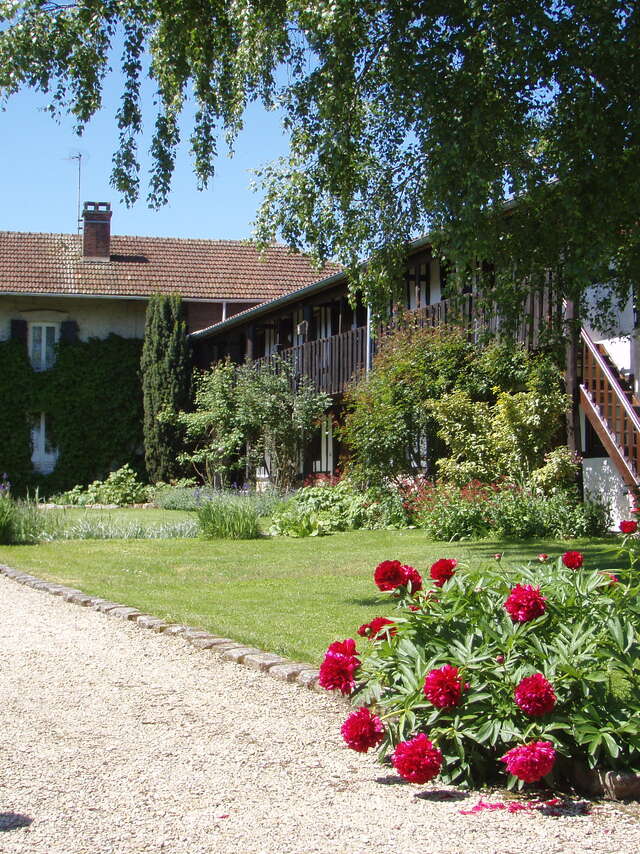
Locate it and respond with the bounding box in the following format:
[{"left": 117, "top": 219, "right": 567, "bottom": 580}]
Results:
[
  {"left": 423, "top": 664, "right": 465, "bottom": 709},
  {"left": 373, "top": 560, "right": 422, "bottom": 592},
  {"left": 537, "top": 553, "right": 548, "bottom": 562},
  {"left": 319, "top": 639, "right": 360, "bottom": 695},
  {"left": 493, "top": 553, "right": 503, "bottom": 561},
  {"left": 430, "top": 558, "right": 457, "bottom": 587},
  {"left": 402, "top": 564, "right": 423, "bottom": 593},
  {"left": 503, "top": 584, "right": 547, "bottom": 623},
  {"left": 602, "top": 571, "right": 620, "bottom": 585},
  {"left": 620, "top": 520, "right": 638, "bottom": 534},
  {"left": 562, "top": 550, "right": 584, "bottom": 569},
  {"left": 357, "top": 617, "right": 396, "bottom": 640},
  {"left": 500, "top": 741, "right": 556, "bottom": 783},
  {"left": 514, "top": 673, "right": 557, "bottom": 717},
  {"left": 341, "top": 707, "right": 385, "bottom": 752},
  {"left": 374, "top": 559, "right": 407, "bottom": 590},
  {"left": 391, "top": 733, "right": 443, "bottom": 784},
  {"left": 326, "top": 638, "right": 358, "bottom": 656},
  {"left": 496, "top": 654, "right": 505, "bottom": 664}
]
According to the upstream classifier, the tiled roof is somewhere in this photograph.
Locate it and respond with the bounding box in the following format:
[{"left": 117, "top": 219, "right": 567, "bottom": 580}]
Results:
[{"left": 0, "top": 232, "right": 340, "bottom": 301}]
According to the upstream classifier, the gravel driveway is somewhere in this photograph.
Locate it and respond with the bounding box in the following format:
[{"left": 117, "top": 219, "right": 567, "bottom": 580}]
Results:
[{"left": 1, "top": 574, "right": 639, "bottom": 854}]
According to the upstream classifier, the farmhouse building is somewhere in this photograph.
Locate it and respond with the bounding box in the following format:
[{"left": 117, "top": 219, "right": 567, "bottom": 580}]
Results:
[{"left": 0, "top": 202, "right": 337, "bottom": 479}]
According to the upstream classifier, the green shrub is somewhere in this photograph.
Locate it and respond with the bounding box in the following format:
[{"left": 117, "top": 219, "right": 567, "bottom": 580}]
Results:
[
  {"left": 173, "top": 356, "right": 329, "bottom": 490},
  {"left": 340, "top": 324, "right": 563, "bottom": 488},
  {"left": 0, "top": 493, "right": 61, "bottom": 544},
  {"left": 0, "top": 494, "right": 16, "bottom": 544},
  {"left": 269, "top": 481, "right": 408, "bottom": 537},
  {"left": 51, "top": 465, "right": 150, "bottom": 506},
  {"left": 268, "top": 501, "right": 332, "bottom": 537},
  {"left": 197, "top": 497, "right": 262, "bottom": 539},
  {"left": 432, "top": 368, "right": 567, "bottom": 486},
  {"left": 141, "top": 293, "right": 192, "bottom": 483},
  {"left": 530, "top": 447, "right": 582, "bottom": 495},
  {"left": 324, "top": 549, "right": 640, "bottom": 789},
  {"left": 410, "top": 480, "right": 610, "bottom": 540}
]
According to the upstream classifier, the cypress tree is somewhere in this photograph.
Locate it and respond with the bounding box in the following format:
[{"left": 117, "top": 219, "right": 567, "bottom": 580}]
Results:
[{"left": 141, "top": 293, "right": 192, "bottom": 483}]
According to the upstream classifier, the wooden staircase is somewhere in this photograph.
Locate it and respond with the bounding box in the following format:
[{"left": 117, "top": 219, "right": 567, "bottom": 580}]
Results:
[{"left": 580, "top": 328, "right": 640, "bottom": 489}]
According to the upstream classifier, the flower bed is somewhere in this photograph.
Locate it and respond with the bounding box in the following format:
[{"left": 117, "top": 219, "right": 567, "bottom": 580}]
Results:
[{"left": 320, "top": 528, "right": 640, "bottom": 792}]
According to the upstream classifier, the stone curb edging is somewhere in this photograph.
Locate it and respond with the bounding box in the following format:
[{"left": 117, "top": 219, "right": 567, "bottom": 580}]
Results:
[{"left": 0, "top": 564, "right": 339, "bottom": 700}]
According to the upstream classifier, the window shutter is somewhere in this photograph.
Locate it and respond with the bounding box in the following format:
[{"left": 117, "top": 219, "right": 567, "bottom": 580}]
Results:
[
  {"left": 10, "top": 319, "right": 28, "bottom": 347},
  {"left": 60, "top": 320, "right": 79, "bottom": 344}
]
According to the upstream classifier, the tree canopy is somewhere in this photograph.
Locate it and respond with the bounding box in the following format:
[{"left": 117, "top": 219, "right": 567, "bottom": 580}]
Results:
[{"left": 1, "top": 2, "right": 638, "bottom": 319}]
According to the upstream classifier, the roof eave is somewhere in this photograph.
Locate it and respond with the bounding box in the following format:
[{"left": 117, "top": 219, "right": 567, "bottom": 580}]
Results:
[
  {"left": 189, "top": 232, "right": 436, "bottom": 341},
  {"left": 189, "top": 269, "right": 348, "bottom": 340}
]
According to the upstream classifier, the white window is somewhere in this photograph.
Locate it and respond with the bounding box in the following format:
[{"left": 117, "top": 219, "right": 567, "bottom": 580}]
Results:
[
  {"left": 31, "top": 413, "right": 59, "bottom": 474},
  {"left": 29, "top": 322, "right": 59, "bottom": 371}
]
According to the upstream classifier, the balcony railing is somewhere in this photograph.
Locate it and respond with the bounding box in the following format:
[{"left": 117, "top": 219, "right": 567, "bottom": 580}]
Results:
[
  {"left": 256, "top": 325, "right": 368, "bottom": 396},
  {"left": 254, "top": 291, "right": 561, "bottom": 397}
]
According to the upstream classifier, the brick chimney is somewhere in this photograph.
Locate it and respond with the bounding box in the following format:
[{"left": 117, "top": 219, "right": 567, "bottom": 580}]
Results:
[{"left": 82, "top": 201, "right": 112, "bottom": 261}]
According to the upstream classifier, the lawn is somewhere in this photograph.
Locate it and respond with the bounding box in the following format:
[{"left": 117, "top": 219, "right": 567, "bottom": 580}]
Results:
[{"left": 0, "top": 525, "right": 623, "bottom": 664}]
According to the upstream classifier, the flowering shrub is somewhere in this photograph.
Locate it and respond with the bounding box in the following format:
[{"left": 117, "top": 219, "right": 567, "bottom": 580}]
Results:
[
  {"left": 404, "top": 479, "right": 610, "bottom": 540},
  {"left": 322, "top": 546, "right": 640, "bottom": 789},
  {"left": 503, "top": 584, "right": 547, "bottom": 622}
]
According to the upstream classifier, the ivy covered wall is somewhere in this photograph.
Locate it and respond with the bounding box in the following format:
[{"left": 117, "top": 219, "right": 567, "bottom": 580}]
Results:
[{"left": 0, "top": 334, "right": 143, "bottom": 494}]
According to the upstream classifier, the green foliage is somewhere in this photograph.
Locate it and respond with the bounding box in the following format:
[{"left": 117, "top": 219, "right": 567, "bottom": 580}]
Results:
[
  {"left": 350, "top": 553, "right": 640, "bottom": 787},
  {"left": 0, "top": 339, "right": 33, "bottom": 487},
  {"left": 530, "top": 447, "right": 582, "bottom": 496},
  {"left": 270, "top": 481, "right": 407, "bottom": 537},
  {"left": 141, "top": 293, "right": 192, "bottom": 483},
  {"left": 0, "top": 492, "right": 59, "bottom": 544},
  {"left": 0, "top": 494, "right": 16, "bottom": 544},
  {"left": 433, "top": 362, "right": 568, "bottom": 485},
  {"left": 197, "top": 497, "right": 262, "bottom": 540},
  {"left": 0, "top": 335, "right": 143, "bottom": 495},
  {"left": 3, "top": 3, "right": 635, "bottom": 324},
  {"left": 153, "top": 483, "right": 285, "bottom": 517},
  {"left": 43, "top": 335, "right": 145, "bottom": 491},
  {"left": 411, "top": 481, "right": 610, "bottom": 541},
  {"left": 51, "top": 465, "right": 150, "bottom": 506},
  {"left": 175, "top": 357, "right": 330, "bottom": 490},
  {"left": 55, "top": 517, "right": 198, "bottom": 540},
  {"left": 341, "top": 325, "right": 561, "bottom": 487},
  {"left": 174, "top": 360, "right": 248, "bottom": 486}
]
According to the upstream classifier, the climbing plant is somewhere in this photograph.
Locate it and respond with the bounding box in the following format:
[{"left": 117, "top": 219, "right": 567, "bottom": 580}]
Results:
[{"left": 0, "top": 335, "right": 144, "bottom": 495}]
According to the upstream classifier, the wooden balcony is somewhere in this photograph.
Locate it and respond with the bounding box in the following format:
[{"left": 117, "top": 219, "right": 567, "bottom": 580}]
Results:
[
  {"left": 254, "top": 291, "right": 561, "bottom": 397},
  {"left": 256, "top": 325, "right": 368, "bottom": 396}
]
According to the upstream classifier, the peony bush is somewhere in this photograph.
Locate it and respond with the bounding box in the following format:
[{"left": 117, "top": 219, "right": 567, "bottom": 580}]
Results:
[{"left": 321, "top": 537, "right": 640, "bottom": 790}]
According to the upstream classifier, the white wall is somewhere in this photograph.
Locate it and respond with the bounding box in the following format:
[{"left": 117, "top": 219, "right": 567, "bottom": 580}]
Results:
[
  {"left": 0, "top": 295, "right": 147, "bottom": 341},
  {"left": 582, "top": 457, "right": 633, "bottom": 530}
]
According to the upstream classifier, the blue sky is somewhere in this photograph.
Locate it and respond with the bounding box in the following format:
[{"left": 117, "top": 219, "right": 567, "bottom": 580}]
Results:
[{"left": 0, "top": 84, "right": 290, "bottom": 240}]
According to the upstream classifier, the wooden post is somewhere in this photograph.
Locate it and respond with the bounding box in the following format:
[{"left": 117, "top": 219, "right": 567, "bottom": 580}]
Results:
[{"left": 245, "top": 324, "right": 255, "bottom": 362}]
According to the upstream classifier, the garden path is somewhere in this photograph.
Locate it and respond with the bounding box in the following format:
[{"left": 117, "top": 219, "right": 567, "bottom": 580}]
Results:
[{"left": 1, "top": 575, "right": 639, "bottom": 854}]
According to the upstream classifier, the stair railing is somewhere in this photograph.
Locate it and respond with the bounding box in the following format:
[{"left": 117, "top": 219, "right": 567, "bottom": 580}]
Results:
[{"left": 580, "top": 327, "right": 640, "bottom": 486}]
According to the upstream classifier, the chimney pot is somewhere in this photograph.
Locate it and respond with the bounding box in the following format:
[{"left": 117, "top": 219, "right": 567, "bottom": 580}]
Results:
[{"left": 82, "top": 201, "right": 112, "bottom": 261}]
